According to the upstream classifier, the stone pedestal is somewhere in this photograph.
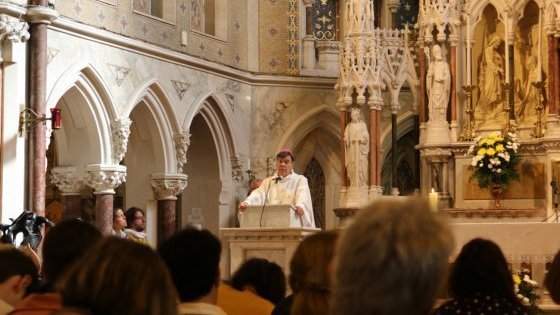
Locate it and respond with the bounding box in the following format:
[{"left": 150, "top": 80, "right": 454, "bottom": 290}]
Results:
[
  {"left": 424, "top": 121, "right": 451, "bottom": 144},
  {"left": 316, "top": 41, "right": 340, "bottom": 75},
  {"left": 220, "top": 227, "right": 319, "bottom": 279},
  {"left": 342, "top": 186, "right": 369, "bottom": 208}
]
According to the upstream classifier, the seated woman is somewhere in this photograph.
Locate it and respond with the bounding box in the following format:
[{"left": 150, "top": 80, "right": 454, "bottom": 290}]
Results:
[
  {"left": 217, "top": 258, "right": 285, "bottom": 315},
  {"left": 273, "top": 230, "right": 338, "bottom": 315},
  {"left": 434, "top": 238, "right": 528, "bottom": 315},
  {"left": 56, "top": 237, "right": 177, "bottom": 315}
]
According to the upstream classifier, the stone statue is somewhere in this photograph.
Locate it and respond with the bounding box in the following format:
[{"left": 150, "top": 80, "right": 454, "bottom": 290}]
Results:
[
  {"left": 344, "top": 108, "right": 369, "bottom": 188},
  {"left": 426, "top": 44, "right": 451, "bottom": 123},
  {"left": 517, "top": 55, "right": 541, "bottom": 119},
  {"left": 476, "top": 34, "right": 505, "bottom": 119}
]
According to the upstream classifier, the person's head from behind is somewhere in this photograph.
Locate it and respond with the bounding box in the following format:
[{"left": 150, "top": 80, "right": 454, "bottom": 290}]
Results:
[
  {"left": 290, "top": 230, "right": 338, "bottom": 315},
  {"left": 230, "top": 258, "right": 286, "bottom": 305},
  {"left": 112, "top": 208, "right": 126, "bottom": 232},
  {"left": 124, "top": 207, "right": 145, "bottom": 232},
  {"left": 0, "top": 247, "right": 39, "bottom": 306},
  {"left": 42, "top": 219, "right": 102, "bottom": 286},
  {"left": 276, "top": 149, "right": 294, "bottom": 177},
  {"left": 158, "top": 227, "right": 221, "bottom": 303},
  {"left": 545, "top": 250, "right": 560, "bottom": 303},
  {"left": 58, "top": 237, "right": 177, "bottom": 315},
  {"left": 331, "top": 198, "right": 454, "bottom": 315},
  {"left": 449, "top": 238, "right": 515, "bottom": 300}
]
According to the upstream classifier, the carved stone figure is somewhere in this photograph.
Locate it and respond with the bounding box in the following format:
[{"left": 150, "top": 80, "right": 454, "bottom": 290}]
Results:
[
  {"left": 476, "top": 34, "right": 505, "bottom": 119},
  {"left": 426, "top": 44, "right": 451, "bottom": 123},
  {"left": 517, "top": 56, "right": 541, "bottom": 119},
  {"left": 344, "top": 108, "right": 369, "bottom": 187}
]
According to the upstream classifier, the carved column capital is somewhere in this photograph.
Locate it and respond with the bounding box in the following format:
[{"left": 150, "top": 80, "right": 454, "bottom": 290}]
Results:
[
  {"left": 24, "top": 6, "right": 58, "bottom": 25},
  {"left": 174, "top": 129, "right": 191, "bottom": 173},
  {"left": 50, "top": 166, "right": 84, "bottom": 195},
  {"left": 0, "top": 14, "right": 30, "bottom": 43},
  {"left": 111, "top": 117, "right": 132, "bottom": 164},
  {"left": 150, "top": 173, "right": 188, "bottom": 200},
  {"left": 84, "top": 164, "right": 127, "bottom": 194}
]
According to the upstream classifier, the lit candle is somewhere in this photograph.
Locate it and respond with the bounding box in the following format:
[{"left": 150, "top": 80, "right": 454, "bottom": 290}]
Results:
[
  {"left": 247, "top": 158, "right": 251, "bottom": 170},
  {"left": 429, "top": 188, "right": 438, "bottom": 212}
]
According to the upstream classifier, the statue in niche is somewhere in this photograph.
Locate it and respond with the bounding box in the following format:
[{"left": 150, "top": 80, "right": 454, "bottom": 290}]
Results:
[
  {"left": 475, "top": 34, "right": 505, "bottom": 121},
  {"left": 426, "top": 44, "right": 451, "bottom": 124},
  {"left": 517, "top": 55, "right": 543, "bottom": 119},
  {"left": 344, "top": 108, "right": 369, "bottom": 188}
]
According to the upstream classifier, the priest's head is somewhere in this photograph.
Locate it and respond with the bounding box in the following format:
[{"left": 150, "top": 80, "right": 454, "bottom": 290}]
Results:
[{"left": 276, "top": 148, "right": 294, "bottom": 177}]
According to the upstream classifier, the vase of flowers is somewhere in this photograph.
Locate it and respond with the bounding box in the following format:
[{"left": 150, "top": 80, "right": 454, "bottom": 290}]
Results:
[
  {"left": 468, "top": 131, "right": 520, "bottom": 208},
  {"left": 513, "top": 269, "right": 541, "bottom": 314}
]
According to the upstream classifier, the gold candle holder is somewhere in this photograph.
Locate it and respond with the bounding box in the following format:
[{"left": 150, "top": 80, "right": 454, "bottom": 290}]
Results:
[
  {"left": 502, "top": 82, "right": 516, "bottom": 134},
  {"left": 531, "top": 81, "right": 545, "bottom": 138},
  {"left": 459, "top": 85, "right": 477, "bottom": 141}
]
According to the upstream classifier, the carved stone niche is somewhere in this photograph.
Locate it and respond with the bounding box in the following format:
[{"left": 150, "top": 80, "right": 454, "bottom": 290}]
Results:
[{"left": 422, "top": 148, "right": 453, "bottom": 208}]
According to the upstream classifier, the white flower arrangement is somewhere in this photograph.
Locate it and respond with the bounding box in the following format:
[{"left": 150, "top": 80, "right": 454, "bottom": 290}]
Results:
[{"left": 513, "top": 269, "right": 541, "bottom": 313}]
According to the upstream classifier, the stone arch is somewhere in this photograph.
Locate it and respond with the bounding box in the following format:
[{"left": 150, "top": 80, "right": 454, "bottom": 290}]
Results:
[{"left": 46, "top": 62, "right": 117, "bottom": 166}]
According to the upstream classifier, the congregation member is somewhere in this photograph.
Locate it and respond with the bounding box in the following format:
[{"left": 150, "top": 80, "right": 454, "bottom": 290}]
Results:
[
  {"left": 10, "top": 219, "right": 102, "bottom": 315},
  {"left": 0, "top": 248, "right": 39, "bottom": 315},
  {"left": 218, "top": 258, "right": 285, "bottom": 315},
  {"left": 273, "top": 230, "right": 338, "bottom": 315},
  {"left": 111, "top": 208, "right": 127, "bottom": 238},
  {"left": 331, "top": 198, "right": 453, "bottom": 315},
  {"left": 546, "top": 250, "right": 560, "bottom": 304},
  {"left": 123, "top": 207, "right": 148, "bottom": 244},
  {"left": 238, "top": 148, "right": 315, "bottom": 227},
  {"left": 158, "top": 227, "right": 226, "bottom": 315},
  {"left": 434, "top": 238, "right": 528, "bottom": 314},
  {"left": 57, "top": 237, "right": 177, "bottom": 315}
]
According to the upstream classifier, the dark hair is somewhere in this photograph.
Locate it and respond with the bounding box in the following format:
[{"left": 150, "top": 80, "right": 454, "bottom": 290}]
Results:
[
  {"left": 158, "top": 227, "right": 221, "bottom": 302},
  {"left": 545, "top": 250, "right": 560, "bottom": 303},
  {"left": 59, "top": 237, "right": 177, "bottom": 315},
  {"left": 276, "top": 149, "right": 294, "bottom": 161},
  {"left": 0, "top": 247, "right": 39, "bottom": 294},
  {"left": 124, "top": 207, "right": 144, "bottom": 227},
  {"left": 450, "top": 238, "right": 519, "bottom": 302},
  {"left": 230, "top": 258, "right": 286, "bottom": 304},
  {"left": 42, "top": 219, "right": 102, "bottom": 285}
]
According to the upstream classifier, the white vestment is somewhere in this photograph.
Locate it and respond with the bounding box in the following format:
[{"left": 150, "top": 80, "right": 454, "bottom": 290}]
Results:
[{"left": 242, "top": 172, "right": 315, "bottom": 228}]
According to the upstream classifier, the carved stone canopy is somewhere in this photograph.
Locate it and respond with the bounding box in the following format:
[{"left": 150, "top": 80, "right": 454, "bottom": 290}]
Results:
[
  {"left": 84, "top": 164, "right": 127, "bottom": 194},
  {"left": 150, "top": 173, "right": 188, "bottom": 200}
]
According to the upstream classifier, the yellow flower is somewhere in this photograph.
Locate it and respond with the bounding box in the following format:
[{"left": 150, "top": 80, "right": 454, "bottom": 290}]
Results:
[
  {"left": 496, "top": 144, "right": 505, "bottom": 152},
  {"left": 486, "top": 139, "right": 496, "bottom": 146},
  {"left": 486, "top": 148, "right": 496, "bottom": 156},
  {"left": 513, "top": 273, "right": 521, "bottom": 285},
  {"left": 477, "top": 148, "right": 486, "bottom": 156},
  {"left": 479, "top": 139, "right": 487, "bottom": 145},
  {"left": 495, "top": 137, "right": 504, "bottom": 142}
]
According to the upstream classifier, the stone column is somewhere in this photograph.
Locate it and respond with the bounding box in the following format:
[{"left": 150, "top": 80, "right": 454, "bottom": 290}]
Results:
[
  {"left": 25, "top": 3, "right": 58, "bottom": 215},
  {"left": 50, "top": 167, "right": 84, "bottom": 220},
  {"left": 423, "top": 148, "right": 452, "bottom": 208},
  {"left": 338, "top": 102, "right": 348, "bottom": 187},
  {"left": 546, "top": 33, "right": 560, "bottom": 136},
  {"left": 151, "top": 173, "right": 188, "bottom": 244},
  {"left": 449, "top": 36, "right": 458, "bottom": 142},
  {"left": 83, "top": 164, "right": 126, "bottom": 235},
  {"left": 418, "top": 45, "right": 427, "bottom": 124}
]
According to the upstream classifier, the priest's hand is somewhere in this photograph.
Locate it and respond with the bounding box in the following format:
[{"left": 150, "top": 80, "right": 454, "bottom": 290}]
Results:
[
  {"left": 295, "top": 206, "right": 304, "bottom": 216},
  {"left": 238, "top": 202, "right": 248, "bottom": 211}
]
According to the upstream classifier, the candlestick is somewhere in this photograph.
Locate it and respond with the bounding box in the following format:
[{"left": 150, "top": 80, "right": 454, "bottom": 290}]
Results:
[
  {"left": 247, "top": 158, "right": 251, "bottom": 170},
  {"left": 429, "top": 188, "right": 438, "bottom": 212}
]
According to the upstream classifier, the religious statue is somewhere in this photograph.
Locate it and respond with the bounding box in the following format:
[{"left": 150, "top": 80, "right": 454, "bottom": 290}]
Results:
[
  {"left": 426, "top": 44, "right": 451, "bottom": 123},
  {"left": 344, "top": 108, "right": 369, "bottom": 188},
  {"left": 517, "top": 56, "right": 542, "bottom": 119},
  {"left": 476, "top": 34, "right": 505, "bottom": 120},
  {"left": 0, "top": 211, "right": 54, "bottom": 250}
]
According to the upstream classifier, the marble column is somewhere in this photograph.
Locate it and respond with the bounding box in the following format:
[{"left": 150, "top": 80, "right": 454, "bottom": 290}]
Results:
[
  {"left": 50, "top": 167, "right": 84, "bottom": 220},
  {"left": 449, "top": 37, "right": 458, "bottom": 141},
  {"left": 339, "top": 104, "right": 348, "bottom": 187},
  {"left": 25, "top": 3, "right": 58, "bottom": 216},
  {"left": 555, "top": 37, "right": 560, "bottom": 116},
  {"left": 375, "top": 109, "right": 382, "bottom": 187},
  {"left": 151, "top": 173, "right": 188, "bottom": 244},
  {"left": 549, "top": 34, "right": 557, "bottom": 116},
  {"left": 83, "top": 164, "right": 126, "bottom": 235}
]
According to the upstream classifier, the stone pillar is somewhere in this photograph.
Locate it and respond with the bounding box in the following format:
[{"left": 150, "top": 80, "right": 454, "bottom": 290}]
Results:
[
  {"left": 25, "top": 3, "right": 58, "bottom": 216},
  {"left": 418, "top": 46, "right": 427, "bottom": 124},
  {"left": 338, "top": 103, "right": 348, "bottom": 187},
  {"left": 449, "top": 36, "right": 458, "bottom": 142},
  {"left": 546, "top": 33, "right": 560, "bottom": 136},
  {"left": 423, "top": 149, "right": 452, "bottom": 209},
  {"left": 50, "top": 166, "right": 84, "bottom": 220},
  {"left": 83, "top": 164, "right": 126, "bottom": 235},
  {"left": 316, "top": 41, "right": 341, "bottom": 75},
  {"left": 150, "top": 173, "right": 188, "bottom": 244}
]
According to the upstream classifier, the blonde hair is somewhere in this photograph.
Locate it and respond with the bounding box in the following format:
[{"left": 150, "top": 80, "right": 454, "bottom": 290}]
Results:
[
  {"left": 331, "top": 198, "right": 454, "bottom": 315},
  {"left": 290, "top": 230, "right": 338, "bottom": 315}
]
